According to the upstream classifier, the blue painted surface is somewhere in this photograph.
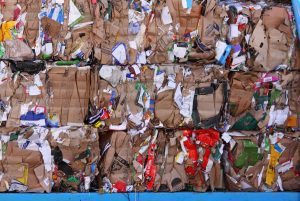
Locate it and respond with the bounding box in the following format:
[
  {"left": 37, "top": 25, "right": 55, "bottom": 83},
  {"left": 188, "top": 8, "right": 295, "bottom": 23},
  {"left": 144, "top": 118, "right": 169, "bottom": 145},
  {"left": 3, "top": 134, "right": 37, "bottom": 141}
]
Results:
[
  {"left": 292, "top": 0, "right": 300, "bottom": 40},
  {"left": 0, "top": 192, "right": 299, "bottom": 201}
]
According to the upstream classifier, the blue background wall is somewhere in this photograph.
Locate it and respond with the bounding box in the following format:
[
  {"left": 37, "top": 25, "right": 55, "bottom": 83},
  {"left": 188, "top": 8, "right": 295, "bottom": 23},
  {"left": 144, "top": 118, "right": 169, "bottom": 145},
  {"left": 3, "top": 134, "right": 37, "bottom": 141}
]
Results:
[{"left": 0, "top": 192, "right": 299, "bottom": 201}]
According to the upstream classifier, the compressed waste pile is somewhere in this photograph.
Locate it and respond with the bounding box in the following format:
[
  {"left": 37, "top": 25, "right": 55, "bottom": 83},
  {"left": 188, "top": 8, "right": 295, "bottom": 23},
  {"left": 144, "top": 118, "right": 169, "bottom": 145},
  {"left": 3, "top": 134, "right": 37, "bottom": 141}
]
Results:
[{"left": 0, "top": 0, "right": 299, "bottom": 193}]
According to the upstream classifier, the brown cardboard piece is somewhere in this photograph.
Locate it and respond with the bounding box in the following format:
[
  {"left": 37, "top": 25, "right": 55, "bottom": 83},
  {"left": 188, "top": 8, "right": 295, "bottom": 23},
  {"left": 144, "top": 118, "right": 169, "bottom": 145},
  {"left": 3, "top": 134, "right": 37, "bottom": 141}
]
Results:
[
  {"left": 229, "top": 72, "right": 258, "bottom": 117},
  {"left": 249, "top": 6, "right": 293, "bottom": 71},
  {"left": 197, "top": 0, "right": 222, "bottom": 47},
  {"left": 41, "top": 17, "right": 62, "bottom": 39},
  {"left": 49, "top": 127, "right": 100, "bottom": 191},
  {"left": 47, "top": 67, "right": 90, "bottom": 126},
  {"left": 294, "top": 39, "right": 300, "bottom": 70},
  {"left": 23, "top": 0, "right": 42, "bottom": 48},
  {"left": 5, "top": 72, "right": 47, "bottom": 127},
  {"left": 126, "top": 82, "right": 143, "bottom": 115},
  {"left": 196, "top": 82, "right": 224, "bottom": 120},
  {"left": 0, "top": 141, "right": 49, "bottom": 192},
  {"left": 155, "top": 89, "right": 182, "bottom": 128},
  {"left": 262, "top": 7, "right": 291, "bottom": 31},
  {"left": 34, "top": 164, "right": 51, "bottom": 193},
  {"left": 4, "top": 40, "right": 34, "bottom": 60},
  {"left": 102, "top": 131, "right": 132, "bottom": 184},
  {"left": 250, "top": 20, "right": 269, "bottom": 70},
  {"left": 0, "top": 79, "right": 15, "bottom": 99}
]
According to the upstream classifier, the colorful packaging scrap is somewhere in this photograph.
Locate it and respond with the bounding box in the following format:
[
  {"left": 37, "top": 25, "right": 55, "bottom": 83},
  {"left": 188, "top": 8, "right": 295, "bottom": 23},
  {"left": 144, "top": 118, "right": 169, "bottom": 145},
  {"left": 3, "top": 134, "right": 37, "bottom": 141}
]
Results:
[{"left": 0, "top": 0, "right": 298, "bottom": 193}]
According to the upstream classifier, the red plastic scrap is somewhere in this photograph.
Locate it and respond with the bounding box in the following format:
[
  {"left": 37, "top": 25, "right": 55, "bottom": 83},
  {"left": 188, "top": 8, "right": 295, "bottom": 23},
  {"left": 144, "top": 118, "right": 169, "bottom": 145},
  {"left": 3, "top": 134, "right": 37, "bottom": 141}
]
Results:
[
  {"left": 113, "top": 180, "right": 127, "bottom": 192},
  {"left": 184, "top": 139, "right": 198, "bottom": 162},
  {"left": 195, "top": 129, "right": 220, "bottom": 171},
  {"left": 195, "top": 128, "right": 220, "bottom": 148},
  {"left": 144, "top": 143, "right": 157, "bottom": 190}
]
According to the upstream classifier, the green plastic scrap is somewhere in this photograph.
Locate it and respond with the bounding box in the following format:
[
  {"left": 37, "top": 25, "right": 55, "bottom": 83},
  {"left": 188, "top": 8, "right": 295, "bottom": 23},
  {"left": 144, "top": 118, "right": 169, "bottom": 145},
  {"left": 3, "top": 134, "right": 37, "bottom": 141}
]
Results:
[
  {"left": 67, "top": 176, "right": 79, "bottom": 183},
  {"left": 40, "top": 54, "right": 52, "bottom": 60},
  {"left": 69, "top": 15, "right": 84, "bottom": 28},
  {"left": 254, "top": 95, "right": 268, "bottom": 110},
  {"left": 234, "top": 140, "right": 263, "bottom": 169},
  {"left": 68, "top": 0, "right": 84, "bottom": 27},
  {"left": 11, "top": 27, "right": 18, "bottom": 38},
  {"left": 55, "top": 60, "right": 80, "bottom": 66},
  {"left": 212, "top": 142, "right": 222, "bottom": 160},
  {"left": 0, "top": 43, "right": 5, "bottom": 58},
  {"left": 231, "top": 112, "right": 258, "bottom": 131},
  {"left": 269, "top": 89, "right": 281, "bottom": 106},
  {"left": 264, "top": 137, "right": 270, "bottom": 152},
  {"left": 104, "top": 1, "right": 113, "bottom": 20},
  {"left": 9, "top": 131, "right": 20, "bottom": 141},
  {"left": 9, "top": 127, "right": 33, "bottom": 141},
  {"left": 2, "top": 143, "right": 7, "bottom": 155},
  {"left": 135, "top": 82, "right": 146, "bottom": 91}
]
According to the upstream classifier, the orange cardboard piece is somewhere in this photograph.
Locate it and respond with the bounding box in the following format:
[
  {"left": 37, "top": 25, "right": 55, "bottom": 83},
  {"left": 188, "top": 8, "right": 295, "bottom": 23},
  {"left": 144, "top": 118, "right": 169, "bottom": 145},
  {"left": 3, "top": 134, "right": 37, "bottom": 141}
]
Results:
[{"left": 287, "top": 116, "right": 297, "bottom": 127}]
